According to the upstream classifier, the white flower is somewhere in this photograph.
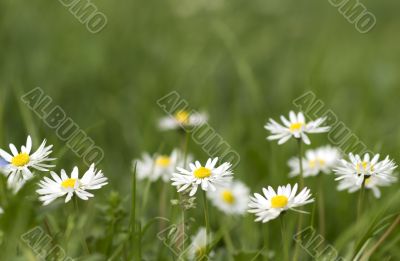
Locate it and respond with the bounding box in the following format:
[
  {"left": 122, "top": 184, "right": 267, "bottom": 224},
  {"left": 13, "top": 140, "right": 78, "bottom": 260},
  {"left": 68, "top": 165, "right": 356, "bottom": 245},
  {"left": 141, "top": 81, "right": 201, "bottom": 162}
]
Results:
[
  {"left": 171, "top": 157, "right": 233, "bottom": 196},
  {"left": 264, "top": 111, "right": 330, "bottom": 145},
  {"left": 207, "top": 180, "right": 249, "bottom": 215},
  {"left": 0, "top": 207, "right": 3, "bottom": 214},
  {"left": 187, "top": 227, "right": 213, "bottom": 260},
  {"left": 37, "top": 164, "right": 108, "bottom": 206},
  {"left": 334, "top": 153, "right": 397, "bottom": 186},
  {"left": 158, "top": 110, "right": 207, "bottom": 131},
  {"left": 0, "top": 136, "right": 55, "bottom": 188},
  {"left": 134, "top": 149, "right": 191, "bottom": 182},
  {"left": 337, "top": 174, "right": 397, "bottom": 198},
  {"left": 248, "top": 183, "right": 314, "bottom": 223},
  {"left": 288, "top": 146, "right": 340, "bottom": 178}
]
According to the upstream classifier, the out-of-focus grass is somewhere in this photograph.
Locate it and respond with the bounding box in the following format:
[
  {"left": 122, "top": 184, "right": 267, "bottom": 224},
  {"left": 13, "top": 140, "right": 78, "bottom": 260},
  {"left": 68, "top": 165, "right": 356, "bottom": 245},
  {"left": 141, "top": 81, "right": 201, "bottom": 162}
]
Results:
[{"left": 0, "top": 0, "right": 400, "bottom": 260}]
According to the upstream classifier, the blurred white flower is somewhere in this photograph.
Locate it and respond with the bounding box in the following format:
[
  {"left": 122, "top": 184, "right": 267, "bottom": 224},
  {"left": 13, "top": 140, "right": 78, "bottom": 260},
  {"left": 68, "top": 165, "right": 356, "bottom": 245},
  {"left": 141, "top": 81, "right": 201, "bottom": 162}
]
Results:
[
  {"left": 0, "top": 135, "right": 55, "bottom": 189},
  {"left": 248, "top": 183, "right": 314, "bottom": 223},
  {"left": 288, "top": 146, "right": 340, "bottom": 178},
  {"left": 334, "top": 153, "right": 397, "bottom": 186},
  {"left": 337, "top": 173, "right": 397, "bottom": 198},
  {"left": 207, "top": 180, "right": 249, "bottom": 215},
  {"left": 187, "top": 227, "right": 213, "bottom": 260},
  {"left": 171, "top": 157, "right": 233, "bottom": 196},
  {"left": 134, "top": 149, "right": 191, "bottom": 182},
  {"left": 37, "top": 164, "right": 108, "bottom": 206},
  {"left": 158, "top": 110, "right": 207, "bottom": 131},
  {"left": 265, "top": 111, "right": 330, "bottom": 145}
]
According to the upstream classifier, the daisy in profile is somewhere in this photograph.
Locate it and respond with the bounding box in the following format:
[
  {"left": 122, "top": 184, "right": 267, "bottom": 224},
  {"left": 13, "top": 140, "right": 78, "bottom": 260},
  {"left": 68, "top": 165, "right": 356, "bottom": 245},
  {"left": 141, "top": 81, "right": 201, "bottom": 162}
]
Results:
[
  {"left": 171, "top": 157, "right": 232, "bottom": 196},
  {"left": 0, "top": 136, "right": 55, "bottom": 187},
  {"left": 186, "top": 227, "right": 213, "bottom": 260},
  {"left": 288, "top": 146, "right": 340, "bottom": 178},
  {"left": 158, "top": 110, "right": 207, "bottom": 131},
  {"left": 248, "top": 183, "right": 314, "bottom": 223},
  {"left": 334, "top": 153, "right": 397, "bottom": 186},
  {"left": 134, "top": 149, "right": 191, "bottom": 182},
  {"left": 207, "top": 180, "right": 249, "bottom": 215},
  {"left": 337, "top": 174, "right": 397, "bottom": 198},
  {"left": 36, "top": 164, "right": 108, "bottom": 206},
  {"left": 265, "top": 111, "right": 330, "bottom": 145}
]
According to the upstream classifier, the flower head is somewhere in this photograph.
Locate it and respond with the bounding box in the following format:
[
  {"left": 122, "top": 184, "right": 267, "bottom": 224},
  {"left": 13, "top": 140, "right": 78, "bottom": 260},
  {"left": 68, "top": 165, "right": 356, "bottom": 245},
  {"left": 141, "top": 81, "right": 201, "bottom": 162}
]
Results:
[
  {"left": 207, "top": 180, "right": 250, "bottom": 215},
  {"left": 0, "top": 136, "right": 55, "bottom": 189},
  {"left": 134, "top": 149, "right": 191, "bottom": 182},
  {"left": 248, "top": 183, "right": 314, "bottom": 223},
  {"left": 37, "top": 164, "right": 108, "bottom": 205},
  {"left": 265, "top": 111, "right": 330, "bottom": 145},
  {"left": 187, "top": 227, "right": 213, "bottom": 260},
  {"left": 171, "top": 157, "right": 233, "bottom": 196},
  {"left": 337, "top": 173, "right": 397, "bottom": 198},
  {"left": 334, "top": 153, "right": 397, "bottom": 186},
  {"left": 288, "top": 146, "right": 340, "bottom": 178},
  {"left": 158, "top": 110, "right": 207, "bottom": 131}
]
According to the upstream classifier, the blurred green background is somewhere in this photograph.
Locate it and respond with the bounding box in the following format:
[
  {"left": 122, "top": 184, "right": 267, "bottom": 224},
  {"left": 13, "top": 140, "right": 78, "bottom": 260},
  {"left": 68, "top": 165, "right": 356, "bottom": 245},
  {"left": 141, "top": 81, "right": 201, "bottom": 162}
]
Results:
[{"left": 0, "top": 0, "right": 399, "bottom": 260}]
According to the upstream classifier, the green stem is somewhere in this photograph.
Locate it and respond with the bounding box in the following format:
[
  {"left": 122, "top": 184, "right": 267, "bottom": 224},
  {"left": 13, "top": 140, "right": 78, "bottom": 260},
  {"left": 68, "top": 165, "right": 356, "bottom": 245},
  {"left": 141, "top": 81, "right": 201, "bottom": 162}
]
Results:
[
  {"left": 357, "top": 177, "right": 366, "bottom": 221},
  {"left": 263, "top": 223, "right": 269, "bottom": 261},
  {"left": 74, "top": 197, "right": 90, "bottom": 254},
  {"left": 317, "top": 175, "right": 326, "bottom": 237},
  {"left": 292, "top": 139, "right": 304, "bottom": 261},
  {"left": 221, "top": 216, "right": 235, "bottom": 258},
  {"left": 280, "top": 214, "right": 289, "bottom": 261},
  {"left": 202, "top": 190, "right": 210, "bottom": 258}
]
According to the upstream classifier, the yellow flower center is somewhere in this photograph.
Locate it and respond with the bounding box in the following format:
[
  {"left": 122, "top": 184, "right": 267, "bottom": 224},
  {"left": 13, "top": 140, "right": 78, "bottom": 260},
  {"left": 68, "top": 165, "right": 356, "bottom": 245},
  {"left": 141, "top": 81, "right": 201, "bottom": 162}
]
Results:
[
  {"left": 221, "top": 190, "right": 235, "bottom": 204},
  {"left": 289, "top": 122, "right": 304, "bottom": 132},
  {"left": 194, "top": 167, "right": 211, "bottom": 179},
  {"left": 11, "top": 153, "right": 30, "bottom": 167},
  {"left": 271, "top": 195, "right": 288, "bottom": 208},
  {"left": 175, "top": 110, "right": 189, "bottom": 124},
  {"left": 356, "top": 161, "right": 373, "bottom": 172},
  {"left": 156, "top": 156, "right": 171, "bottom": 167},
  {"left": 309, "top": 158, "right": 326, "bottom": 168},
  {"left": 61, "top": 178, "right": 77, "bottom": 189},
  {"left": 195, "top": 247, "right": 206, "bottom": 258}
]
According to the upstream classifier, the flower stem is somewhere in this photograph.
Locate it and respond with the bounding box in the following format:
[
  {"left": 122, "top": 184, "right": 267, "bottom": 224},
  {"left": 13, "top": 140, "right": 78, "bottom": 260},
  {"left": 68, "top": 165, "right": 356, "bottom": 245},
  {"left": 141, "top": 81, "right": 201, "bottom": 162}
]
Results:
[
  {"left": 202, "top": 190, "right": 210, "bottom": 258},
  {"left": 73, "top": 197, "right": 90, "bottom": 254},
  {"left": 357, "top": 177, "right": 366, "bottom": 221},
  {"left": 263, "top": 224, "right": 269, "bottom": 261},
  {"left": 317, "top": 175, "right": 326, "bottom": 237},
  {"left": 280, "top": 214, "right": 289, "bottom": 261},
  {"left": 297, "top": 139, "right": 304, "bottom": 188},
  {"left": 292, "top": 139, "right": 304, "bottom": 261}
]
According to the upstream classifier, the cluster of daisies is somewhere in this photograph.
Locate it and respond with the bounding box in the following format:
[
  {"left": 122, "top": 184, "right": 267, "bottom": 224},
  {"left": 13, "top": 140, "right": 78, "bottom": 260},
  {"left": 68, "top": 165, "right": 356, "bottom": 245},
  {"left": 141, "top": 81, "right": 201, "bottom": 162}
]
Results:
[
  {"left": 150, "top": 110, "right": 398, "bottom": 227},
  {"left": 0, "top": 136, "right": 108, "bottom": 207}
]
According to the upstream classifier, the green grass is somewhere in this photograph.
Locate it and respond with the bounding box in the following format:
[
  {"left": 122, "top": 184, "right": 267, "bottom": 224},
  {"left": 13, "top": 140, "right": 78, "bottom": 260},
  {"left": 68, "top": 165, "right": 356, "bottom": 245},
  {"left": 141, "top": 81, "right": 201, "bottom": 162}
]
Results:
[{"left": 0, "top": 0, "right": 400, "bottom": 260}]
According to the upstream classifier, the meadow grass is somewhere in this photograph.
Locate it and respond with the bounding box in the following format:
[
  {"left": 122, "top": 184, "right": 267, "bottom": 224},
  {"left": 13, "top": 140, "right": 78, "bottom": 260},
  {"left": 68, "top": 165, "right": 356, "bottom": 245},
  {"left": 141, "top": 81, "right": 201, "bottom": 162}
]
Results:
[{"left": 0, "top": 0, "right": 400, "bottom": 260}]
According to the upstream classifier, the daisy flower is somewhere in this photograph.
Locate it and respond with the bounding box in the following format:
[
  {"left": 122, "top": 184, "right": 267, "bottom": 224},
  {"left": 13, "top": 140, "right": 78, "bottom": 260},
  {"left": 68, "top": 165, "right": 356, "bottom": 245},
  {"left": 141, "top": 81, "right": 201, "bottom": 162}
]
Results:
[
  {"left": 334, "top": 153, "right": 397, "bottom": 186},
  {"left": 207, "top": 180, "right": 250, "bottom": 215},
  {"left": 288, "top": 146, "right": 340, "bottom": 177},
  {"left": 158, "top": 110, "right": 207, "bottom": 131},
  {"left": 36, "top": 164, "right": 108, "bottom": 206},
  {"left": 0, "top": 135, "right": 55, "bottom": 187},
  {"left": 187, "top": 227, "right": 213, "bottom": 260},
  {"left": 264, "top": 111, "right": 330, "bottom": 145},
  {"left": 337, "top": 174, "right": 397, "bottom": 198},
  {"left": 171, "top": 157, "right": 233, "bottom": 196},
  {"left": 248, "top": 183, "right": 314, "bottom": 223},
  {"left": 134, "top": 149, "right": 191, "bottom": 182}
]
